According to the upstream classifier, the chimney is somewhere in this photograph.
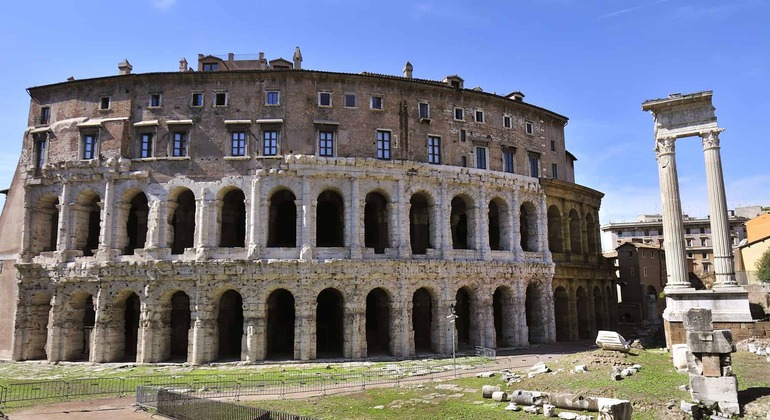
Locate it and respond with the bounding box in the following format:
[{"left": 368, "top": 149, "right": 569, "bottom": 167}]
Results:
[
  {"left": 179, "top": 57, "right": 188, "bottom": 72},
  {"left": 403, "top": 61, "right": 413, "bottom": 79},
  {"left": 258, "top": 52, "right": 267, "bottom": 70},
  {"left": 228, "top": 52, "right": 234, "bottom": 61},
  {"left": 118, "top": 59, "right": 132, "bottom": 75},
  {"left": 293, "top": 46, "right": 303, "bottom": 70},
  {"left": 508, "top": 91, "right": 525, "bottom": 102}
]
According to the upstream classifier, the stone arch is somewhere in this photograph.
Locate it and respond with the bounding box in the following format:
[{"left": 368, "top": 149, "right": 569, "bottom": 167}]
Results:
[
  {"left": 71, "top": 291, "right": 96, "bottom": 360},
  {"left": 168, "top": 188, "right": 196, "bottom": 255},
  {"left": 410, "top": 192, "right": 433, "bottom": 254},
  {"left": 554, "top": 286, "right": 569, "bottom": 341},
  {"left": 316, "top": 288, "right": 344, "bottom": 357},
  {"left": 488, "top": 197, "right": 509, "bottom": 251},
  {"left": 31, "top": 194, "right": 59, "bottom": 254},
  {"left": 547, "top": 205, "right": 563, "bottom": 253},
  {"left": 412, "top": 287, "right": 435, "bottom": 353},
  {"left": 576, "top": 286, "right": 590, "bottom": 340},
  {"left": 493, "top": 286, "right": 514, "bottom": 347},
  {"left": 267, "top": 189, "right": 297, "bottom": 247},
  {"left": 365, "top": 287, "right": 391, "bottom": 356},
  {"left": 593, "top": 286, "right": 604, "bottom": 332},
  {"left": 316, "top": 190, "right": 344, "bottom": 247},
  {"left": 586, "top": 213, "right": 597, "bottom": 256},
  {"left": 569, "top": 209, "right": 582, "bottom": 254},
  {"left": 364, "top": 192, "right": 389, "bottom": 254},
  {"left": 124, "top": 191, "right": 149, "bottom": 255},
  {"left": 454, "top": 287, "right": 473, "bottom": 348},
  {"left": 450, "top": 195, "right": 474, "bottom": 250},
  {"left": 168, "top": 291, "right": 191, "bottom": 361},
  {"left": 107, "top": 291, "right": 141, "bottom": 362},
  {"left": 73, "top": 190, "right": 101, "bottom": 256},
  {"left": 219, "top": 188, "right": 246, "bottom": 248},
  {"left": 520, "top": 201, "right": 538, "bottom": 252},
  {"left": 525, "top": 282, "right": 547, "bottom": 344},
  {"left": 266, "top": 288, "right": 295, "bottom": 359},
  {"left": 217, "top": 289, "right": 244, "bottom": 361},
  {"left": 21, "top": 292, "right": 52, "bottom": 360}
]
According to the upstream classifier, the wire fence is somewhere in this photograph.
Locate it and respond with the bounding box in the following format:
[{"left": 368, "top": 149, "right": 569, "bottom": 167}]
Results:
[{"left": 1, "top": 355, "right": 496, "bottom": 408}]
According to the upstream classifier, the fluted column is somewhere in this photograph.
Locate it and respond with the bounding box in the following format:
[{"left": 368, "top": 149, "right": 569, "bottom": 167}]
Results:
[
  {"left": 701, "top": 129, "right": 738, "bottom": 287},
  {"left": 655, "top": 137, "right": 690, "bottom": 288}
]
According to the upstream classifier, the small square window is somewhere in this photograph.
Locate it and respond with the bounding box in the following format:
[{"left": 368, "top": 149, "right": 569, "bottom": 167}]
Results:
[
  {"left": 460, "top": 129, "right": 466, "bottom": 142},
  {"left": 475, "top": 110, "right": 484, "bottom": 123},
  {"left": 191, "top": 92, "right": 203, "bottom": 107},
  {"left": 370, "top": 95, "right": 383, "bottom": 110},
  {"left": 172, "top": 132, "right": 188, "bottom": 157},
  {"left": 318, "top": 91, "right": 332, "bottom": 107},
  {"left": 454, "top": 107, "right": 464, "bottom": 121},
  {"left": 503, "top": 115, "right": 511, "bottom": 128},
  {"left": 376, "top": 130, "right": 391, "bottom": 160},
  {"left": 215, "top": 92, "right": 228, "bottom": 107},
  {"left": 418, "top": 102, "right": 430, "bottom": 120},
  {"left": 39, "top": 107, "right": 50, "bottom": 125},
  {"left": 427, "top": 136, "right": 441, "bottom": 164},
  {"left": 139, "top": 133, "right": 153, "bottom": 158},
  {"left": 202, "top": 62, "right": 218, "bottom": 72},
  {"left": 525, "top": 120, "right": 534, "bottom": 135},
  {"left": 99, "top": 97, "right": 111, "bottom": 110},
  {"left": 475, "top": 146, "right": 488, "bottom": 169},
  {"left": 263, "top": 130, "right": 278, "bottom": 156},
  {"left": 149, "top": 93, "right": 162, "bottom": 108},
  {"left": 266, "top": 91, "right": 280, "bottom": 106},
  {"left": 82, "top": 133, "right": 98, "bottom": 159},
  {"left": 319, "top": 131, "right": 334, "bottom": 156},
  {"left": 344, "top": 93, "right": 357, "bottom": 108}
]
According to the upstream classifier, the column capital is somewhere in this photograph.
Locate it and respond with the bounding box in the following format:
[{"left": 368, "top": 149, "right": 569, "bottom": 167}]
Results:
[
  {"left": 700, "top": 128, "right": 725, "bottom": 150},
  {"left": 654, "top": 136, "right": 676, "bottom": 157}
]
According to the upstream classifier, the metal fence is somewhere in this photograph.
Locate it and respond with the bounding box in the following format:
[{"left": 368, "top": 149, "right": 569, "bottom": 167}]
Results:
[{"left": 0, "top": 356, "right": 493, "bottom": 408}]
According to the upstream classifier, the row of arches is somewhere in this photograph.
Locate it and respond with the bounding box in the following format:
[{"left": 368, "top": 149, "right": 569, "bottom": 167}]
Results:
[
  {"left": 553, "top": 284, "right": 613, "bottom": 342},
  {"left": 547, "top": 205, "right": 600, "bottom": 256}
]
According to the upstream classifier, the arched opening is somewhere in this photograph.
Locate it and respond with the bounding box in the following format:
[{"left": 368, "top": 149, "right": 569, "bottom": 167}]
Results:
[
  {"left": 554, "top": 287, "right": 569, "bottom": 342},
  {"left": 170, "top": 189, "right": 196, "bottom": 255},
  {"left": 123, "top": 293, "right": 140, "bottom": 361},
  {"left": 169, "top": 291, "right": 190, "bottom": 361},
  {"left": 488, "top": 200, "right": 501, "bottom": 251},
  {"left": 593, "top": 286, "right": 604, "bottom": 331},
  {"left": 268, "top": 189, "right": 297, "bottom": 247},
  {"left": 23, "top": 293, "right": 52, "bottom": 360},
  {"left": 316, "top": 190, "right": 344, "bottom": 247},
  {"left": 520, "top": 202, "right": 538, "bottom": 252},
  {"left": 267, "top": 289, "right": 295, "bottom": 359},
  {"left": 316, "top": 288, "right": 344, "bottom": 357},
  {"left": 126, "top": 192, "right": 149, "bottom": 255},
  {"left": 32, "top": 195, "right": 59, "bottom": 254},
  {"left": 62, "top": 293, "right": 96, "bottom": 361},
  {"left": 364, "top": 192, "right": 389, "bottom": 254},
  {"left": 576, "top": 287, "right": 590, "bottom": 339},
  {"left": 73, "top": 192, "right": 101, "bottom": 256},
  {"left": 454, "top": 287, "right": 471, "bottom": 348},
  {"left": 493, "top": 287, "right": 513, "bottom": 347},
  {"left": 569, "top": 209, "right": 582, "bottom": 254},
  {"left": 366, "top": 288, "right": 391, "bottom": 356},
  {"left": 409, "top": 193, "right": 431, "bottom": 254},
  {"left": 412, "top": 288, "right": 433, "bottom": 353},
  {"left": 217, "top": 290, "right": 243, "bottom": 360},
  {"left": 525, "top": 283, "right": 546, "bottom": 344},
  {"left": 586, "top": 214, "right": 597, "bottom": 256},
  {"left": 450, "top": 196, "right": 470, "bottom": 249},
  {"left": 220, "top": 189, "right": 246, "bottom": 247},
  {"left": 547, "top": 205, "right": 563, "bottom": 253}
]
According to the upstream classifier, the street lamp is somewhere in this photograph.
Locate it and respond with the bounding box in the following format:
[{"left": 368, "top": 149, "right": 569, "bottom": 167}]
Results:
[{"left": 447, "top": 304, "right": 458, "bottom": 378}]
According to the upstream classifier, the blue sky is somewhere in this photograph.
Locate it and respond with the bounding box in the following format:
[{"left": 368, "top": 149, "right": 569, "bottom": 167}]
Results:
[{"left": 1, "top": 0, "right": 768, "bottom": 248}]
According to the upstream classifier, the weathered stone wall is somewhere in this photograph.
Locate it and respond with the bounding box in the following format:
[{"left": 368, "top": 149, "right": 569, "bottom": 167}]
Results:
[{"left": 665, "top": 320, "right": 770, "bottom": 348}]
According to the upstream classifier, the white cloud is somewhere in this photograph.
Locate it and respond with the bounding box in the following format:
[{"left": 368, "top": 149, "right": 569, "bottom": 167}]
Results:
[{"left": 150, "top": 0, "right": 177, "bottom": 11}]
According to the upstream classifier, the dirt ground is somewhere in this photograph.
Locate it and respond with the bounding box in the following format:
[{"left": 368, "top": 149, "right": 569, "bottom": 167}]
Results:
[{"left": 2, "top": 396, "right": 149, "bottom": 420}]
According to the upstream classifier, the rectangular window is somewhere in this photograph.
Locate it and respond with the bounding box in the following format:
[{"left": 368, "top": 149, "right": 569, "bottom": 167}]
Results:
[
  {"left": 376, "top": 130, "right": 391, "bottom": 160},
  {"left": 630, "top": 267, "right": 635, "bottom": 275},
  {"left": 461, "top": 156, "right": 467, "bottom": 167},
  {"left": 427, "top": 136, "right": 441, "bottom": 164},
  {"left": 344, "top": 93, "right": 356, "bottom": 108},
  {"left": 191, "top": 92, "right": 203, "bottom": 107},
  {"left": 318, "top": 91, "right": 332, "bottom": 107},
  {"left": 418, "top": 102, "right": 430, "bottom": 119},
  {"left": 215, "top": 92, "right": 228, "bottom": 107},
  {"left": 263, "top": 130, "right": 278, "bottom": 156},
  {"left": 266, "top": 91, "right": 280, "bottom": 105},
  {"left": 99, "top": 97, "right": 110, "bottom": 110},
  {"left": 643, "top": 267, "right": 648, "bottom": 277},
  {"left": 40, "top": 107, "right": 50, "bottom": 125},
  {"left": 503, "top": 115, "right": 511, "bottom": 128},
  {"left": 82, "top": 133, "right": 97, "bottom": 159},
  {"left": 475, "top": 109, "right": 484, "bottom": 123},
  {"left": 551, "top": 140, "right": 556, "bottom": 152},
  {"left": 172, "top": 132, "right": 188, "bottom": 157},
  {"left": 551, "top": 163, "right": 558, "bottom": 179},
  {"left": 319, "top": 131, "right": 334, "bottom": 156},
  {"left": 202, "top": 62, "right": 218, "bottom": 71},
  {"left": 34, "top": 136, "right": 47, "bottom": 170},
  {"left": 702, "top": 252, "right": 707, "bottom": 259},
  {"left": 454, "top": 107, "right": 464, "bottom": 121},
  {"left": 370, "top": 95, "right": 383, "bottom": 110},
  {"left": 525, "top": 120, "right": 534, "bottom": 135},
  {"left": 149, "top": 93, "right": 162, "bottom": 107},
  {"left": 460, "top": 129, "right": 466, "bottom": 142},
  {"left": 642, "top": 250, "right": 646, "bottom": 258},
  {"left": 475, "top": 146, "right": 487, "bottom": 169},
  {"left": 139, "top": 133, "right": 153, "bottom": 158},
  {"left": 231, "top": 131, "right": 246, "bottom": 156},
  {"left": 503, "top": 149, "right": 514, "bottom": 173},
  {"left": 528, "top": 152, "right": 540, "bottom": 177}
]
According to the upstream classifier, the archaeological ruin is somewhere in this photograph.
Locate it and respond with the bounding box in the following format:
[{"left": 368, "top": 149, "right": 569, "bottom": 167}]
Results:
[{"left": 0, "top": 48, "right": 614, "bottom": 363}]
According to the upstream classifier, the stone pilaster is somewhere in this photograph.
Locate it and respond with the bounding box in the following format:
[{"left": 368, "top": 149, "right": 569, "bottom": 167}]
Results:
[
  {"left": 191, "top": 313, "right": 217, "bottom": 364},
  {"left": 349, "top": 177, "right": 361, "bottom": 259},
  {"left": 98, "top": 179, "right": 115, "bottom": 254},
  {"left": 56, "top": 182, "right": 71, "bottom": 252},
  {"left": 511, "top": 188, "right": 522, "bottom": 260},
  {"left": 243, "top": 304, "right": 264, "bottom": 362},
  {"left": 439, "top": 180, "right": 449, "bottom": 258},
  {"left": 396, "top": 179, "right": 409, "bottom": 257},
  {"left": 89, "top": 288, "right": 110, "bottom": 363},
  {"left": 478, "top": 184, "right": 489, "bottom": 259},
  {"left": 145, "top": 200, "right": 163, "bottom": 249},
  {"left": 655, "top": 137, "right": 690, "bottom": 288},
  {"left": 345, "top": 300, "right": 365, "bottom": 358},
  {"left": 296, "top": 301, "right": 315, "bottom": 360},
  {"left": 299, "top": 176, "right": 313, "bottom": 260},
  {"left": 248, "top": 176, "right": 261, "bottom": 257},
  {"left": 137, "top": 302, "right": 163, "bottom": 363}
]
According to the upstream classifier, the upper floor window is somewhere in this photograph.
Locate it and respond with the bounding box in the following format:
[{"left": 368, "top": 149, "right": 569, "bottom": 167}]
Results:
[
  {"left": 551, "top": 163, "right": 558, "bottom": 179},
  {"left": 376, "top": 130, "right": 391, "bottom": 160},
  {"left": 266, "top": 90, "right": 280, "bottom": 105},
  {"left": 202, "top": 62, "right": 218, "bottom": 72},
  {"left": 34, "top": 134, "right": 47, "bottom": 171},
  {"left": 82, "top": 133, "right": 98, "bottom": 159},
  {"left": 454, "top": 107, "right": 464, "bottom": 121},
  {"left": 460, "top": 129, "right": 466, "bottom": 142},
  {"left": 39, "top": 107, "right": 50, "bottom": 125},
  {"left": 528, "top": 152, "right": 540, "bottom": 178},
  {"left": 344, "top": 93, "right": 356, "bottom": 108},
  {"left": 214, "top": 92, "right": 228, "bottom": 107},
  {"left": 503, "top": 149, "right": 515, "bottom": 173},
  {"left": 319, "top": 131, "right": 334, "bottom": 156},
  {"left": 318, "top": 91, "right": 332, "bottom": 107},
  {"left": 172, "top": 131, "right": 188, "bottom": 157},
  {"left": 263, "top": 130, "right": 278, "bottom": 156},
  {"left": 370, "top": 95, "right": 383, "bottom": 110},
  {"left": 503, "top": 115, "right": 511, "bottom": 128},
  {"left": 525, "top": 120, "right": 534, "bottom": 135},
  {"left": 99, "top": 97, "right": 111, "bottom": 110},
  {"left": 149, "top": 93, "right": 162, "bottom": 108},
  {"left": 191, "top": 92, "right": 203, "bottom": 107},
  {"left": 461, "top": 156, "right": 467, "bottom": 167},
  {"left": 476, "top": 146, "right": 488, "bottom": 169},
  {"left": 139, "top": 133, "right": 153, "bottom": 158},
  {"left": 231, "top": 131, "right": 246, "bottom": 157},
  {"left": 643, "top": 267, "right": 648, "bottom": 277},
  {"left": 418, "top": 102, "right": 430, "bottom": 120},
  {"left": 427, "top": 136, "right": 441, "bottom": 164},
  {"left": 475, "top": 109, "right": 485, "bottom": 123},
  {"left": 551, "top": 140, "right": 556, "bottom": 152}
]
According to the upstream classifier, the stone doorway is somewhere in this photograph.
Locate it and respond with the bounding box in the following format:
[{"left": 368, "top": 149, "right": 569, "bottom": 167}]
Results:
[
  {"left": 316, "top": 288, "right": 344, "bottom": 358},
  {"left": 525, "top": 283, "right": 546, "bottom": 344},
  {"left": 412, "top": 288, "right": 433, "bottom": 353},
  {"left": 488, "top": 200, "right": 502, "bottom": 251},
  {"left": 169, "top": 291, "right": 190, "bottom": 361},
  {"left": 123, "top": 293, "right": 140, "bottom": 361},
  {"left": 593, "top": 286, "right": 604, "bottom": 331},
  {"left": 171, "top": 189, "right": 196, "bottom": 255},
  {"left": 409, "top": 194, "right": 431, "bottom": 254},
  {"left": 266, "top": 289, "right": 295, "bottom": 359},
  {"left": 217, "top": 290, "right": 243, "bottom": 361},
  {"left": 365, "top": 288, "right": 391, "bottom": 356},
  {"left": 24, "top": 292, "right": 52, "bottom": 360},
  {"left": 126, "top": 192, "right": 149, "bottom": 254},
  {"left": 316, "top": 191, "right": 344, "bottom": 247},
  {"left": 493, "top": 286, "right": 514, "bottom": 347},
  {"left": 220, "top": 189, "right": 246, "bottom": 247},
  {"left": 450, "top": 196, "right": 470, "bottom": 250}
]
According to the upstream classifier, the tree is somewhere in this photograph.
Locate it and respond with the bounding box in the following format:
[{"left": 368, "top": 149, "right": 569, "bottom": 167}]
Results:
[{"left": 757, "top": 248, "right": 770, "bottom": 283}]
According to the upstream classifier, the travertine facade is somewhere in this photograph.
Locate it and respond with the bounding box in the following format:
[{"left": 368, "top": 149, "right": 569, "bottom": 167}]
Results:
[{"left": 0, "top": 50, "right": 614, "bottom": 363}]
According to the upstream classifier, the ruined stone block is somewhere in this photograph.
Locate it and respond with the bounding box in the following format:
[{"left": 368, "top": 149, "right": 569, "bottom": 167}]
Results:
[
  {"left": 689, "top": 375, "right": 738, "bottom": 404},
  {"left": 686, "top": 330, "right": 734, "bottom": 354},
  {"left": 701, "top": 354, "right": 721, "bottom": 377},
  {"left": 683, "top": 308, "right": 713, "bottom": 332}
]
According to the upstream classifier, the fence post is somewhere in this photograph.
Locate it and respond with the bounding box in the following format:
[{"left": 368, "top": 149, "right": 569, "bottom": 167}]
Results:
[{"left": 0, "top": 385, "right": 6, "bottom": 408}]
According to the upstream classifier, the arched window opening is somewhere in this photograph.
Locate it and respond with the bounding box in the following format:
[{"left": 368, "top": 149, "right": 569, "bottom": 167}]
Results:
[
  {"left": 220, "top": 189, "right": 246, "bottom": 248},
  {"left": 410, "top": 194, "right": 431, "bottom": 254},
  {"left": 267, "top": 289, "right": 295, "bottom": 359},
  {"left": 217, "top": 290, "right": 243, "bottom": 360},
  {"left": 593, "top": 286, "right": 604, "bottom": 331},
  {"left": 520, "top": 202, "right": 538, "bottom": 252},
  {"left": 451, "top": 196, "right": 470, "bottom": 250},
  {"left": 547, "top": 205, "right": 563, "bottom": 253},
  {"left": 316, "top": 288, "right": 344, "bottom": 357},
  {"left": 493, "top": 287, "right": 513, "bottom": 347},
  {"left": 364, "top": 192, "right": 389, "bottom": 254},
  {"left": 268, "top": 190, "right": 297, "bottom": 247},
  {"left": 126, "top": 193, "right": 149, "bottom": 255},
  {"left": 32, "top": 196, "right": 59, "bottom": 254},
  {"left": 488, "top": 200, "right": 501, "bottom": 251},
  {"left": 171, "top": 190, "right": 196, "bottom": 255},
  {"left": 23, "top": 293, "right": 52, "bottom": 360},
  {"left": 366, "top": 288, "right": 391, "bottom": 355},
  {"left": 316, "top": 191, "right": 344, "bottom": 247},
  {"left": 169, "top": 291, "right": 191, "bottom": 361},
  {"left": 554, "top": 287, "right": 569, "bottom": 342},
  {"left": 569, "top": 209, "right": 582, "bottom": 254},
  {"left": 454, "top": 287, "right": 471, "bottom": 347},
  {"left": 412, "top": 288, "right": 433, "bottom": 353},
  {"left": 123, "top": 293, "right": 140, "bottom": 361},
  {"left": 79, "top": 194, "right": 101, "bottom": 256},
  {"left": 576, "top": 287, "right": 590, "bottom": 340}
]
